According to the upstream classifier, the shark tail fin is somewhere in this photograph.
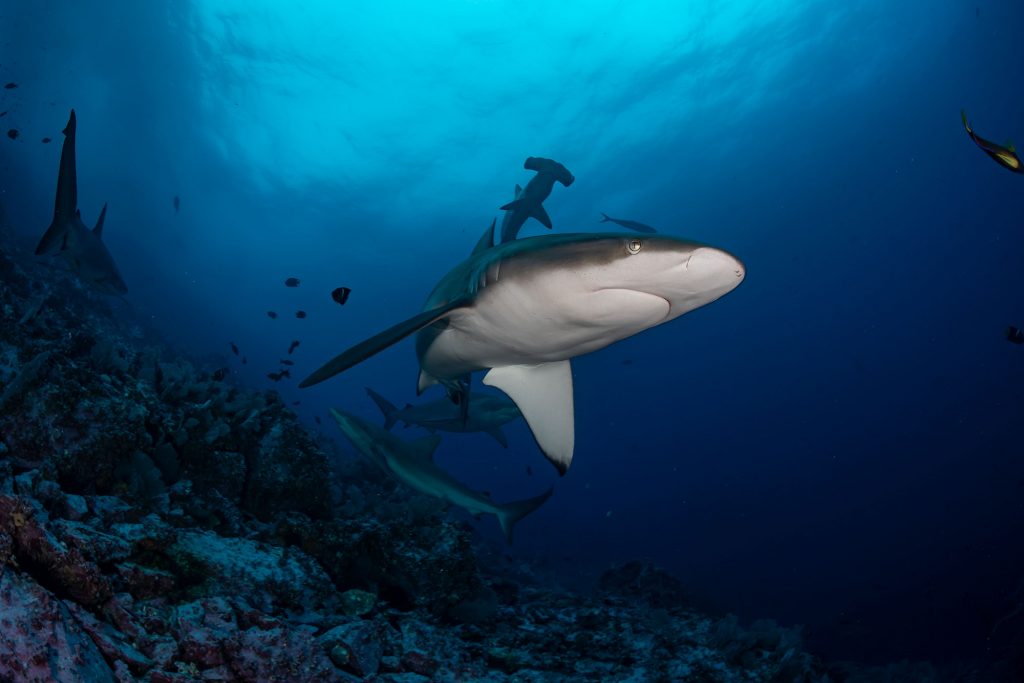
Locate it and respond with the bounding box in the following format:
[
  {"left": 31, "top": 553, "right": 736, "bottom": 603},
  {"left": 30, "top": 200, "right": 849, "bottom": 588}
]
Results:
[
  {"left": 36, "top": 109, "right": 79, "bottom": 256},
  {"left": 599, "top": 212, "right": 611, "bottom": 223},
  {"left": 496, "top": 487, "right": 554, "bottom": 544},
  {"left": 365, "top": 387, "right": 399, "bottom": 429}
]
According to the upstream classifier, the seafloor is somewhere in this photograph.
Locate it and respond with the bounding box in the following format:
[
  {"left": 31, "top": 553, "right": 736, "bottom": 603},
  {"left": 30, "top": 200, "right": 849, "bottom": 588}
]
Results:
[{"left": 0, "top": 229, "right": 993, "bottom": 683}]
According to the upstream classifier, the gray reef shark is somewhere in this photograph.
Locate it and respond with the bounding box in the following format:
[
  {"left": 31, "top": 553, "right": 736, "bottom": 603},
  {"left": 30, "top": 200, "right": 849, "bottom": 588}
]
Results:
[
  {"left": 498, "top": 156, "right": 574, "bottom": 243},
  {"left": 329, "top": 408, "right": 552, "bottom": 542},
  {"left": 599, "top": 212, "right": 658, "bottom": 234},
  {"left": 34, "top": 109, "right": 128, "bottom": 295},
  {"left": 301, "top": 229, "right": 745, "bottom": 475},
  {"left": 366, "top": 386, "right": 521, "bottom": 447}
]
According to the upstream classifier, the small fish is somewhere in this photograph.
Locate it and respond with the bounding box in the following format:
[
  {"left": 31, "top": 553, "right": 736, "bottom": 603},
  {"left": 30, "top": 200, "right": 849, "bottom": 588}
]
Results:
[
  {"left": 291, "top": 400, "right": 301, "bottom": 406},
  {"left": 962, "top": 110, "right": 1023, "bottom": 173},
  {"left": 599, "top": 212, "right": 658, "bottom": 234},
  {"left": 267, "top": 369, "right": 292, "bottom": 382},
  {"left": 331, "top": 286, "right": 352, "bottom": 306},
  {"left": 3, "top": 83, "right": 16, "bottom": 90},
  {"left": 1007, "top": 326, "right": 1024, "bottom": 345},
  {"left": 173, "top": 195, "right": 180, "bottom": 213},
  {"left": 315, "top": 416, "right": 322, "bottom": 425},
  {"left": 288, "top": 340, "right": 300, "bottom": 354},
  {"left": 230, "top": 341, "right": 239, "bottom": 356},
  {"left": 279, "top": 359, "right": 294, "bottom": 366},
  {"left": 0, "top": 111, "right": 6, "bottom": 117},
  {"left": 41, "top": 137, "right": 51, "bottom": 144},
  {"left": 267, "top": 311, "right": 278, "bottom": 319},
  {"left": 212, "top": 367, "right": 228, "bottom": 381},
  {"left": 296, "top": 310, "right": 307, "bottom": 319},
  {"left": 6, "top": 129, "right": 18, "bottom": 140},
  {"left": 285, "top": 277, "right": 300, "bottom": 287},
  {"left": 242, "top": 356, "right": 248, "bottom": 365}
]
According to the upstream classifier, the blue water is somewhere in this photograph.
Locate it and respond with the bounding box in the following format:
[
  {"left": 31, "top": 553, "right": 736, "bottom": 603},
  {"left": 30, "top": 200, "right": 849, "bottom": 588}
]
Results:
[{"left": 2, "top": 0, "right": 1022, "bottom": 669}]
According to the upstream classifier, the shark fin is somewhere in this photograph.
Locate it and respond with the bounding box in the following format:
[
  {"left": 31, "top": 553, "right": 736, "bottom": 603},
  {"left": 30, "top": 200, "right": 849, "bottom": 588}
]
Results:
[
  {"left": 514, "top": 183, "right": 522, "bottom": 198},
  {"left": 93, "top": 202, "right": 108, "bottom": 238},
  {"left": 499, "top": 199, "right": 522, "bottom": 212},
  {"left": 417, "top": 368, "right": 439, "bottom": 395},
  {"left": 483, "top": 361, "right": 575, "bottom": 475},
  {"left": 35, "top": 110, "right": 78, "bottom": 256},
  {"left": 409, "top": 434, "right": 441, "bottom": 461},
  {"left": 365, "top": 387, "right": 399, "bottom": 429},
  {"left": 496, "top": 486, "right": 554, "bottom": 543},
  {"left": 599, "top": 212, "right": 612, "bottom": 223},
  {"left": 486, "top": 427, "right": 509, "bottom": 448},
  {"left": 300, "top": 297, "right": 472, "bottom": 388},
  {"left": 532, "top": 205, "right": 553, "bottom": 229},
  {"left": 472, "top": 218, "right": 495, "bottom": 256}
]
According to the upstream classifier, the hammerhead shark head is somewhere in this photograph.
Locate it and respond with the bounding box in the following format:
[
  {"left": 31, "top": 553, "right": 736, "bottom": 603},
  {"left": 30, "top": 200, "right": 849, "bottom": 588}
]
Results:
[
  {"left": 329, "top": 408, "right": 552, "bottom": 542},
  {"left": 366, "top": 387, "right": 521, "bottom": 447},
  {"left": 301, "top": 230, "right": 745, "bottom": 475},
  {"left": 34, "top": 110, "right": 127, "bottom": 295},
  {"left": 498, "top": 157, "right": 574, "bottom": 243}
]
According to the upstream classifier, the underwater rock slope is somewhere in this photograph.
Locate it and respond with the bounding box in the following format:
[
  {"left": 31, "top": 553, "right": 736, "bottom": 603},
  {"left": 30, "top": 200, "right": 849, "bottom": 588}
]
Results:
[{"left": 0, "top": 241, "right": 857, "bottom": 682}]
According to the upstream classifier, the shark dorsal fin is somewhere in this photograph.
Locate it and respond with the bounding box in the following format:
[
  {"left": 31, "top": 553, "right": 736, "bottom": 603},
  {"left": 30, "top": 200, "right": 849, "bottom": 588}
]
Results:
[
  {"left": 472, "top": 218, "right": 495, "bottom": 256},
  {"left": 514, "top": 183, "right": 522, "bottom": 198},
  {"left": 484, "top": 360, "right": 574, "bottom": 475},
  {"left": 93, "top": 202, "right": 108, "bottom": 238},
  {"left": 409, "top": 434, "right": 441, "bottom": 461}
]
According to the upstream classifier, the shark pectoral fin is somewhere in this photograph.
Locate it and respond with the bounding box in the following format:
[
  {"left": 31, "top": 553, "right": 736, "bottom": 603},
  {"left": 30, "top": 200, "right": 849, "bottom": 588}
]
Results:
[
  {"left": 496, "top": 486, "right": 554, "bottom": 543},
  {"left": 471, "top": 219, "right": 495, "bottom": 255},
  {"left": 410, "top": 434, "right": 441, "bottom": 461},
  {"left": 35, "top": 220, "right": 67, "bottom": 256},
  {"left": 300, "top": 297, "right": 471, "bottom": 388},
  {"left": 483, "top": 361, "right": 574, "bottom": 474},
  {"left": 417, "top": 369, "right": 439, "bottom": 395},
  {"left": 485, "top": 427, "right": 509, "bottom": 448},
  {"left": 93, "top": 202, "right": 107, "bottom": 238},
  {"left": 531, "top": 205, "right": 553, "bottom": 230},
  {"left": 499, "top": 199, "right": 523, "bottom": 211}
]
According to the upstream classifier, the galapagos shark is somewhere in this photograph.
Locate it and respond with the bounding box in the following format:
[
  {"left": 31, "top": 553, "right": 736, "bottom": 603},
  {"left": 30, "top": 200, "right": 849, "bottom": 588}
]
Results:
[
  {"left": 301, "top": 230, "right": 745, "bottom": 475},
  {"left": 366, "top": 386, "right": 521, "bottom": 447},
  {"left": 498, "top": 157, "right": 574, "bottom": 243},
  {"left": 34, "top": 110, "right": 128, "bottom": 295},
  {"left": 329, "top": 408, "right": 552, "bottom": 542},
  {"left": 599, "top": 212, "right": 658, "bottom": 234}
]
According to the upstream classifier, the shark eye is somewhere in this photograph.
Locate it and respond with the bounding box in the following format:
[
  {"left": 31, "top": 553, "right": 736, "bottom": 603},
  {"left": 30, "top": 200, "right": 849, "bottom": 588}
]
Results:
[{"left": 625, "top": 239, "right": 643, "bottom": 255}]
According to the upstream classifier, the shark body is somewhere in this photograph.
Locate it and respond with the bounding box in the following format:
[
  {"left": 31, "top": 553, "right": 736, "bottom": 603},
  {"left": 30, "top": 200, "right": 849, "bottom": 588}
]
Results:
[
  {"left": 34, "top": 110, "right": 127, "bottom": 295},
  {"left": 302, "top": 229, "right": 744, "bottom": 474},
  {"left": 366, "top": 386, "right": 521, "bottom": 447},
  {"left": 329, "top": 408, "right": 551, "bottom": 542},
  {"left": 498, "top": 157, "right": 574, "bottom": 243}
]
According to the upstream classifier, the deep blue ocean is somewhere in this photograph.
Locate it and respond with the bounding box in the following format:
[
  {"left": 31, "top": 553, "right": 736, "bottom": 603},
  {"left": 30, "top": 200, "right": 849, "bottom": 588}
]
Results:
[{"left": 2, "top": 0, "right": 1022, "bottom": 671}]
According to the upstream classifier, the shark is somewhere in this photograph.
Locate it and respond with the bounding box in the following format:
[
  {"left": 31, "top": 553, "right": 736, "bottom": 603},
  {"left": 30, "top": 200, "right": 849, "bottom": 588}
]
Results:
[
  {"left": 34, "top": 110, "right": 128, "bottom": 295},
  {"left": 498, "top": 157, "right": 575, "bottom": 243},
  {"left": 301, "top": 228, "right": 745, "bottom": 475},
  {"left": 599, "top": 212, "right": 658, "bottom": 234},
  {"left": 329, "top": 408, "right": 552, "bottom": 542},
  {"left": 366, "top": 386, "right": 521, "bottom": 447}
]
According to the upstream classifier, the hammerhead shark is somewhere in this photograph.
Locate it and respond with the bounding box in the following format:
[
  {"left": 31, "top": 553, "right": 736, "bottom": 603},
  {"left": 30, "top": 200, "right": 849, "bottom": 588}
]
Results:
[
  {"left": 301, "top": 230, "right": 745, "bottom": 475},
  {"left": 366, "top": 386, "right": 521, "bottom": 447},
  {"left": 34, "top": 110, "right": 127, "bottom": 295},
  {"left": 498, "top": 157, "right": 574, "bottom": 243},
  {"left": 329, "top": 408, "right": 552, "bottom": 542}
]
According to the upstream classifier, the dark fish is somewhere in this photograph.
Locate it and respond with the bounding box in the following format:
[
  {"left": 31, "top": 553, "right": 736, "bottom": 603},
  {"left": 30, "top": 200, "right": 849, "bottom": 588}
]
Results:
[
  {"left": 267, "top": 311, "right": 278, "bottom": 319},
  {"left": 599, "top": 212, "right": 658, "bottom": 234},
  {"left": 3, "top": 83, "right": 16, "bottom": 90},
  {"left": 285, "top": 277, "right": 300, "bottom": 287},
  {"left": 0, "top": 111, "right": 6, "bottom": 117},
  {"left": 315, "top": 416, "right": 322, "bottom": 425},
  {"left": 280, "top": 359, "right": 294, "bottom": 366},
  {"left": 41, "top": 137, "right": 51, "bottom": 144},
  {"left": 212, "top": 367, "right": 228, "bottom": 381},
  {"left": 1007, "top": 326, "right": 1024, "bottom": 345},
  {"left": 962, "top": 110, "right": 1023, "bottom": 173},
  {"left": 331, "top": 286, "right": 351, "bottom": 306},
  {"left": 296, "top": 310, "right": 307, "bottom": 319},
  {"left": 6, "top": 129, "right": 18, "bottom": 140},
  {"left": 242, "top": 356, "right": 248, "bottom": 365},
  {"left": 288, "top": 340, "right": 300, "bottom": 354},
  {"left": 267, "top": 369, "right": 291, "bottom": 381},
  {"left": 291, "top": 400, "right": 301, "bottom": 406},
  {"left": 230, "top": 342, "right": 239, "bottom": 356},
  {"left": 173, "top": 195, "right": 180, "bottom": 213}
]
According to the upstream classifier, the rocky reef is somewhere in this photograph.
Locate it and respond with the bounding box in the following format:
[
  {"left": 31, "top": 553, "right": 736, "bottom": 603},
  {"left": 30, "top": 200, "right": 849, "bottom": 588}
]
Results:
[{"left": 0, "top": 239, "right": 969, "bottom": 682}]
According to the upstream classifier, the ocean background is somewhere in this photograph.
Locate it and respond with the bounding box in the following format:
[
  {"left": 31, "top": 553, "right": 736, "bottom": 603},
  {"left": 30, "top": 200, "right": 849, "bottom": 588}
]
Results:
[{"left": 2, "top": 0, "right": 1022, "bottom": 672}]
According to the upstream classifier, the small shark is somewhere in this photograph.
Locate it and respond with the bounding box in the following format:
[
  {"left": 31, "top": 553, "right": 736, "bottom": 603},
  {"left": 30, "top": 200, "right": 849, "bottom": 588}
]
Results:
[
  {"left": 34, "top": 110, "right": 127, "bottom": 295},
  {"left": 599, "top": 212, "right": 658, "bottom": 234},
  {"left": 498, "top": 157, "right": 574, "bottom": 243},
  {"left": 302, "top": 231, "right": 744, "bottom": 475},
  {"left": 366, "top": 386, "right": 521, "bottom": 447},
  {"left": 329, "top": 408, "right": 552, "bottom": 542}
]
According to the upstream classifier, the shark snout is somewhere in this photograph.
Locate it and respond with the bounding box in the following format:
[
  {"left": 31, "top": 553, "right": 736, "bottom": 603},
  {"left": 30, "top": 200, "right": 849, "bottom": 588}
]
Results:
[{"left": 687, "top": 246, "right": 745, "bottom": 289}]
